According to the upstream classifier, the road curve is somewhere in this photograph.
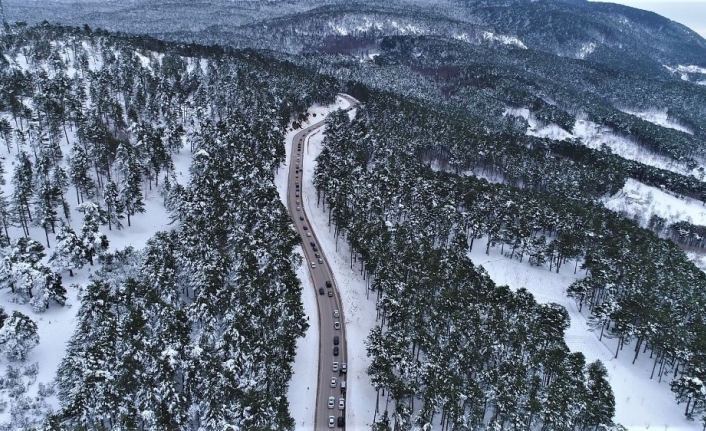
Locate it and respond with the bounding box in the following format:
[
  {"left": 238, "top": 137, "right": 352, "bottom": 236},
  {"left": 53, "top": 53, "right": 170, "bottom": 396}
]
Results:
[{"left": 286, "top": 95, "right": 358, "bottom": 430}]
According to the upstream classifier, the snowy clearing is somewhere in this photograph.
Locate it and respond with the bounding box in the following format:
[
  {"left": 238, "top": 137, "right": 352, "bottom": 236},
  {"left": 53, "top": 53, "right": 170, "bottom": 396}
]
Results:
[
  {"left": 603, "top": 178, "right": 706, "bottom": 227},
  {"left": 467, "top": 237, "right": 700, "bottom": 430}
]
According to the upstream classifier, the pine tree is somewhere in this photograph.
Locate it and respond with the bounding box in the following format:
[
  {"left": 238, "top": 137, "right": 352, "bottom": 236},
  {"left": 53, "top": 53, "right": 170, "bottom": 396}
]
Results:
[
  {"left": 11, "top": 151, "right": 33, "bottom": 235},
  {"left": 76, "top": 201, "right": 109, "bottom": 265},
  {"left": 67, "top": 143, "right": 95, "bottom": 204},
  {"left": 103, "top": 180, "right": 123, "bottom": 230},
  {"left": 0, "top": 310, "right": 39, "bottom": 361},
  {"left": 584, "top": 360, "right": 616, "bottom": 430},
  {"left": 116, "top": 144, "right": 145, "bottom": 227},
  {"left": 49, "top": 222, "right": 86, "bottom": 276}
]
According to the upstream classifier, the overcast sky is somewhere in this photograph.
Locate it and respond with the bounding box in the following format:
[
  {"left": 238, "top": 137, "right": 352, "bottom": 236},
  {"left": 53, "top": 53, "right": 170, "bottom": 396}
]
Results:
[{"left": 591, "top": 1, "right": 706, "bottom": 38}]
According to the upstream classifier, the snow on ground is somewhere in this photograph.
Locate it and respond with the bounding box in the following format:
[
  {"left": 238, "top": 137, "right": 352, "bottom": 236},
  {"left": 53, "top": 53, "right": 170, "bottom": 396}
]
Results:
[
  {"left": 577, "top": 42, "right": 596, "bottom": 59},
  {"left": 482, "top": 31, "right": 527, "bottom": 49},
  {"left": 0, "top": 115, "right": 192, "bottom": 425},
  {"left": 286, "top": 249, "right": 319, "bottom": 429},
  {"left": 467, "top": 238, "right": 700, "bottom": 430},
  {"left": 620, "top": 109, "right": 693, "bottom": 135},
  {"left": 504, "top": 108, "right": 704, "bottom": 179},
  {"left": 504, "top": 107, "right": 573, "bottom": 141},
  {"left": 603, "top": 178, "right": 706, "bottom": 227}
]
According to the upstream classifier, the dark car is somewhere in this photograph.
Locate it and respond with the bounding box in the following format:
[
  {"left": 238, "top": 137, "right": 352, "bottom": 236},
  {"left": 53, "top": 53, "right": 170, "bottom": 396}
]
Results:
[
  {"left": 310, "top": 241, "right": 316, "bottom": 247},
  {"left": 319, "top": 288, "right": 324, "bottom": 295},
  {"left": 337, "top": 416, "right": 344, "bottom": 427},
  {"left": 300, "top": 216, "right": 304, "bottom": 221},
  {"left": 303, "top": 226, "right": 308, "bottom": 230},
  {"left": 333, "top": 336, "right": 339, "bottom": 345},
  {"left": 326, "top": 281, "right": 332, "bottom": 288},
  {"left": 333, "top": 346, "right": 339, "bottom": 356},
  {"left": 312, "top": 246, "right": 319, "bottom": 252}
]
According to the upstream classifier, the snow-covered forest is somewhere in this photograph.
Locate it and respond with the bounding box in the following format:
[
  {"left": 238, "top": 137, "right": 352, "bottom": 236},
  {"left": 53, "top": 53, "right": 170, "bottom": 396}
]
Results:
[
  {"left": 0, "top": 23, "right": 337, "bottom": 429},
  {"left": 2, "top": 0, "right": 706, "bottom": 428},
  {"left": 313, "top": 90, "right": 706, "bottom": 429}
]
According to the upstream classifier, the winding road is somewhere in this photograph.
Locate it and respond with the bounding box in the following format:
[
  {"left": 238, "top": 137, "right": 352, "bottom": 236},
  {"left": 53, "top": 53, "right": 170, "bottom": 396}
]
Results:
[{"left": 286, "top": 95, "right": 358, "bottom": 430}]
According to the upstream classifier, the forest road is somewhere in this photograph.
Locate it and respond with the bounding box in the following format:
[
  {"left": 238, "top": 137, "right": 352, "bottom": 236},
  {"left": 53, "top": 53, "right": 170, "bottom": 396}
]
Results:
[{"left": 287, "top": 95, "right": 358, "bottom": 430}]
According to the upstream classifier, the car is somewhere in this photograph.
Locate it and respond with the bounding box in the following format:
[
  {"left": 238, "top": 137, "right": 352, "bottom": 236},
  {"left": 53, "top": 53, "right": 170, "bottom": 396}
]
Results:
[
  {"left": 296, "top": 200, "right": 300, "bottom": 205},
  {"left": 311, "top": 262, "right": 316, "bottom": 268},
  {"left": 296, "top": 193, "right": 299, "bottom": 197},
  {"left": 328, "top": 396, "right": 335, "bottom": 409},
  {"left": 333, "top": 346, "right": 339, "bottom": 356},
  {"left": 337, "top": 416, "right": 344, "bottom": 427},
  {"left": 318, "top": 258, "right": 324, "bottom": 264},
  {"left": 332, "top": 362, "right": 339, "bottom": 372},
  {"left": 303, "top": 226, "right": 308, "bottom": 230},
  {"left": 333, "top": 310, "right": 339, "bottom": 318},
  {"left": 338, "top": 398, "right": 345, "bottom": 410},
  {"left": 312, "top": 246, "right": 318, "bottom": 252},
  {"left": 296, "top": 206, "right": 300, "bottom": 211},
  {"left": 328, "top": 290, "right": 333, "bottom": 297},
  {"left": 326, "top": 281, "right": 332, "bottom": 288},
  {"left": 300, "top": 216, "right": 304, "bottom": 221},
  {"left": 310, "top": 241, "right": 316, "bottom": 247},
  {"left": 334, "top": 321, "right": 340, "bottom": 330},
  {"left": 341, "top": 363, "right": 347, "bottom": 373},
  {"left": 330, "top": 377, "right": 337, "bottom": 387},
  {"left": 333, "top": 336, "right": 339, "bottom": 345},
  {"left": 328, "top": 416, "right": 335, "bottom": 428},
  {"left": 306, "top": 232, "right": 312, "bottom": 237},
  {"left": 295, "top": 175, "right": 298, "bottom": 179},
  {"left": 319, "top": 287, "right": 324, "bottom": 295},
  {"left": 315, "top": 253, "right": 321, "bottom": 258}
]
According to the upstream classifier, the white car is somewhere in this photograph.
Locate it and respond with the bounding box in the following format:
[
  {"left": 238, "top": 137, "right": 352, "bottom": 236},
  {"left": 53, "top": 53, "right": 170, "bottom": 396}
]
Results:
[
  {"left": 328, "top": 416, "right": 335, "bottom": 428},
  {"left": 334, "top": 321, "right": 340, "bottom": 330},
  {"left": 333, "top": 310, "right": 339, "bottom": 318},
  {"left": 330, "top": 377, "right": 337, "bottom": 388},
  {"left": 341, "top": 363, "right": 347, "bottom": 373},
  {"left": 332, "top": 361, "right": 339, "bottom": 372},
  {"left": 311, "top": 262, "right": 317, "bottom": 268},
  {"left": 338, "top": 398, "right": 345, "bottom": 410},
  {"left": 328, "top": 396, "right": 335, "bottom": 409},
  {"left": 306, "top": 232, "right": 312, "bottom": 237},
  {"left": 296, "top": 206, "right": 301, "bottom": 211}
]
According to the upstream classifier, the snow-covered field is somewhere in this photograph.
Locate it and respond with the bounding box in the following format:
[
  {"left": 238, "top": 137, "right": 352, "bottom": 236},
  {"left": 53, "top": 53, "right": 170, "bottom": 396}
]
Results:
[
  {"left": 603, "top": 178, "right": 706, "bottom": 227},
  {"left": 468, "top": 239, "right": 700, "bottom": 430}
]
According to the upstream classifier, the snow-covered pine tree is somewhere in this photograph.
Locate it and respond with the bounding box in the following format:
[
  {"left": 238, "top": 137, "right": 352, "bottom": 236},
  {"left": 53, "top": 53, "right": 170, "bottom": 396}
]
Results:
[
  {"left": 76, "top": 201, "right": 109, "bottom": 265},
  {"left": 103, "top": 180, "right": 123, "bottom": 231},
  {"left": 67, "top": 143, "right": 95, "bottom": 205},
  {"left": 0, "top": 310, "right": 39, "bottom": 361},
  {"left": 115, "top": 143, "right": 145, "bottom": 226},
  {"left": 49, "top": 222, "right": 85, "bottom": 276}
]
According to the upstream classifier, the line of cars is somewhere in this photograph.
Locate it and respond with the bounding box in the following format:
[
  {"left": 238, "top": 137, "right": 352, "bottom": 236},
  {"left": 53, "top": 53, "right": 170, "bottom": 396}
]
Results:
[
  {"left": 329, "top": 303, "right": 346, "bottom": 427},
  {"left": 295, "top": 126, "right": 346, "bottom": 429}
]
